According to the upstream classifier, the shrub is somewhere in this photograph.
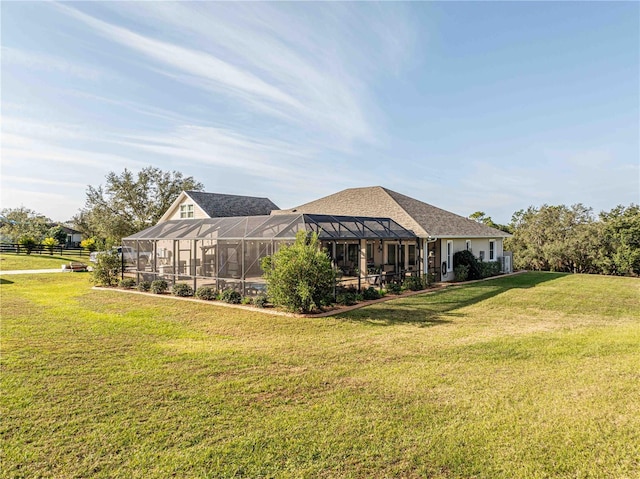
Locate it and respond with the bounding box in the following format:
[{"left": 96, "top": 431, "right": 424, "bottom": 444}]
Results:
[
  {"left": 386, "top": 282, "right": 402, "bottom": 295},
  {"left": 453, "top": 250, "right": 482, "bottom": 280},
  {"left": 479, "top": 260, "right": 502, "bottom": 279},
  {"left": 195, "top": 286, "right": 216, "bottom": 300},
  {"left": 254, "top": 294, "right": 268, "bottom": 308},
  {"left": 172, "top": 283, "right": 194, "bottom": 297},
  {"left": 261, "top": 231, "right": 335, "bottom": 313},
  {"left": 336, "top": 292, "right": 357, "bottom": 306},
  {"left": 403, "top": 275, "right": 426, "bottom": 291},
  {"left": 80, "top": 238, "right": 98, "bottom": 252},
  {"left": 241, "top": 296, "right": 253, "bottom": 305},
  {"left": 91, "top": 249, "right": 122, "bottom": 286},
  {"left": 362, "top": 286, "right": 381, "bottom": 300},
  {"left": 137, "top": 281, "right": 151, "bottom": 292},
  {"left": 42, "top": 237, "right": 57, "bottom": 255},
  {"left": 119, "top": 278, "right": 136, "bottom": 289},
  {"left": 453, "top": 264, "right": 470, "bottom": 282},
  {"left": 150, "top": 279, "right": 168, "bottom": 294},
  {"left": 220, "top": 289, "right": 242, "bottom": 304},
  {"left": 18, "top": 236, "right": 37, "bottom": 255}
]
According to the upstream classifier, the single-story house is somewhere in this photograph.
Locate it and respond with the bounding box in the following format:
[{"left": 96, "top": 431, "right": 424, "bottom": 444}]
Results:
[
  {"left": 48, "top": 224, "right": 83, "bottom": 247},
  {"left": 274, "top": 186, "right": 512, "bottom": 282},
  {"left": 122, "top": 186, "right": 511, "bottom": 294}
]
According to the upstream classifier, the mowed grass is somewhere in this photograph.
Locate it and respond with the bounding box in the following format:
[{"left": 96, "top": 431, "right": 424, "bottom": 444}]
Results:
[
  {"left": 0, "top": 252, "right": 91, "bottom": 271},
  {"left": 1, "top": 272, "right": 639, "bottom": 478}
]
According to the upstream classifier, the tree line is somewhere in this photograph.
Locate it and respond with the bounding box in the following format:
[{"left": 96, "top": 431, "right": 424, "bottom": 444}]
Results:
[{"left": 471, "top": 204, "right": 640, "bottom": 276}]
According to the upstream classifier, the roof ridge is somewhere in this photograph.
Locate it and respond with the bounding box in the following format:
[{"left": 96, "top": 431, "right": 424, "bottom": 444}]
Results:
[{"left": 186, "top": 190, "right": 271, "bottom": 201}]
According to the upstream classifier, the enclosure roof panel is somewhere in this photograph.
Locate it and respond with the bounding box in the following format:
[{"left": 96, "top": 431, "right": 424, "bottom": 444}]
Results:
[{"left": 124, "top": 214, "right": 417, "bottom": 241}]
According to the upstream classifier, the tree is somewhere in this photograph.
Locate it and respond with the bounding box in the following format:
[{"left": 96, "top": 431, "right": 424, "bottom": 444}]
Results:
[
  {"left": 469, "top": 211, "right": 512, "bottom": 233},
  {"left": 598, "top": 204, "right": 640, "bottom": 276},
  {"left": 0, "top": 207, "right": 50, "bottom": 243},
  {"left": 506, "top": 204, "right": 596, "bottom": 272},
  {"left": 74, "top": 166, "right": 204, "bottom": 243},
  {"left": 47, "top": 226, "right": 68, "bottom": 245},
  {"left": 261, "top": 231, "right": 335, "bottom": 313}
]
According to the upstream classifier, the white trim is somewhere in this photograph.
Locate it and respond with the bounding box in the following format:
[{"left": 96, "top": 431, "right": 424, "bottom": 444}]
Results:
[
  {"left": 489, "top": 239, "right": 495, "bottom": 261},
  {"left": 446, "top": 240, "right": 453, "bottom": 271}
]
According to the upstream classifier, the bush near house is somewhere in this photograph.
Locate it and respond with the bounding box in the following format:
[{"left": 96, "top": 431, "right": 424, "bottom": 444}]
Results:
[
  {"left": 172, "top": 283, "right": 194, "bottom": 297},
  {"left": 453, "top": 264, "right": 470, "bottom": 282},
  {"left": 150, "top": 279, "right": 168, "bottom": 294},
  {"left": 119, "top": 278, "right": 136, "bottom": 289},
  {"left": 137, "top": 281, "right": 151, "bottom": 292},
  {"left": 261, "top": 231, "right": 335, "bottom": 313},
  {"left": 91, "top": 249, "right": 122, "bottom": 286},
  {"left": 195, "top": 286, "right": 217, "bottom": 300},
  {"left": 220, "top": 289, "right": 242, "bottom": 304},
  {"left": 453, "top": 250, "right": 482, "bottom": 280}
]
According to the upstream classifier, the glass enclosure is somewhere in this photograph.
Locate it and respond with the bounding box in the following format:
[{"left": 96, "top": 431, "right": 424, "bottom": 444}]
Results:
[{"left": 122, "top": 214, "right": 418, "bottom": 295}]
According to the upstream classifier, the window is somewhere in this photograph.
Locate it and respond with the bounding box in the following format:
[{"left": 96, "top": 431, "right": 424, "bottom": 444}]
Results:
[
  {"left": 408, "top": 245, "right": 416, "bottom": 265},
  {"left": 489, "top": 240, "right": 495, "bottom": 261},
  {"left": 366, "top": 243, "right": 373, "bottom": 262},
  {"left": 180, "top": 204, "right": 194, "bottom": 219},
  {"left": 387, "top": 243, "right": 396, "bottom": 265},
  {"left": 446, "top": 240, "right": 453, "bottom": 271},
  {"left": 466, "top": 240, "right": 471, "bottom": 252}
]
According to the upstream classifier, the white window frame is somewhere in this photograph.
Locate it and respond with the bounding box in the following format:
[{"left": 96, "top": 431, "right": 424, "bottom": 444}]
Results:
[
  {"left": 489, "top": 239, "right": 495, "bottom": 261},
  {"left": 446, "top": 240, "right": 453, "bottom": 272},
  {"left": 180, "top": 204, "right": 194, "bottom": 219}
]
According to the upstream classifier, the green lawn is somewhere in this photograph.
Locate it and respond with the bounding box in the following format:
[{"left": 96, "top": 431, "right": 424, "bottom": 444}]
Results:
[
  {"left": 1, "top": 272, "right": 639, "bottom": 478},
  {"left": 0, "top": 252, "right": 91, "bottom": 270}
]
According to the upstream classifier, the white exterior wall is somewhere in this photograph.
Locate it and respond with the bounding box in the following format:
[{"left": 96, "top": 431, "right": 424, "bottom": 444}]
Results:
[
  {"left": 439, "top": 237, "right": 504, "bottom": 282},
  {"left": 164, "top": 196, "right": 209, "bottom": 221}
]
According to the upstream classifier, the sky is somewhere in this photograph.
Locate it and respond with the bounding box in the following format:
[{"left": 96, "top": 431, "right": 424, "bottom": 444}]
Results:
[{"left": 1, "top": 1, "right": 638, "bottom": 224}]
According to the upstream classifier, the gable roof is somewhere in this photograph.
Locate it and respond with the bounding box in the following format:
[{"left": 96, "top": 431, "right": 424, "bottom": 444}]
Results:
[
  {"left": 186, "top": 191, "right": 279, "bottom": 217},
  {"left": 274, "top": 186, "right": 510, "bottom": 238},
  {"left": 159, "top": 191, "right": 279, "bottom": 223}
]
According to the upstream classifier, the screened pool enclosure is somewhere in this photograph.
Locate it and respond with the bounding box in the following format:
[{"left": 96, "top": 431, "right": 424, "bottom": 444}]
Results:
[{"left": 122, "top": 214, "right": 420, "bottom": 295}]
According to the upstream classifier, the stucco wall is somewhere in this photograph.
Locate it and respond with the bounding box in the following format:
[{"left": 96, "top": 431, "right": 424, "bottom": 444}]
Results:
[{"left": 439, "top": 237, "right": 503, "bottom": 281}]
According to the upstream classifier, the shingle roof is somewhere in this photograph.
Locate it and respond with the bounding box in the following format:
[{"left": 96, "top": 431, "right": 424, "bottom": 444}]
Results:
[
  {"left": 274, "top": 186, "right": 510, "bottom": 238},
  {"left": 186, "top": 191, "right": 279, "bottom": 217}
]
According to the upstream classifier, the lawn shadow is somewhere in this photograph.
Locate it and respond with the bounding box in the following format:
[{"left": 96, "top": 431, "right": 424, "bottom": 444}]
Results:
[
  {"left": 0, "top": 278, "right": 15, "bottom": 285},
  {"left": 337, "top": 272, "right": 568, "bottom": 327}
]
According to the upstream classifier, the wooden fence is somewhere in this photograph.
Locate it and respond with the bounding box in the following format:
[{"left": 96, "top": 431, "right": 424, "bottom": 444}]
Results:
[{"left": 0, "top": 243, "right": 90, "bottom": 257}]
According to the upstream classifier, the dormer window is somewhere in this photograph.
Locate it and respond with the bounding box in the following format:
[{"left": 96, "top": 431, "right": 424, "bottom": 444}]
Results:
[{"left": 180, "top": 204, "right": 194, "bottom": 219}]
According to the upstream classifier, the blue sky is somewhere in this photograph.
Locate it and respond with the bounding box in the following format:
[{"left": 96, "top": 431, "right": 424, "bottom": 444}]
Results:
[{"left": 2, "top": 1, "right": 638, "bottom": 223}]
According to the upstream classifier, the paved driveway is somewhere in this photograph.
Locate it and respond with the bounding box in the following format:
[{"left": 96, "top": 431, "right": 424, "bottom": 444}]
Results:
[{"left": 0, "top": 269, "right": 66, "bottom": 275}]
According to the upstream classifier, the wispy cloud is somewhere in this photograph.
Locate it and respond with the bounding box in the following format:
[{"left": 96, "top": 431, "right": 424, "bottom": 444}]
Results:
[
  {"left": 55, "top": 2, "right": 415, "bottom": 146},
  {"left": 1, "top": 46, "right": 107, "bottom": 81}
]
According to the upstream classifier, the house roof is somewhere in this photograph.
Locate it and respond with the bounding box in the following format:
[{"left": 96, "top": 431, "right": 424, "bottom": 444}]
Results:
[
  {"left": 159, "top": 191, "right": 280, "bottom": 222},
  {"left": 186, "top": 191, "right": 279, "bottom": 217},
  {"left": 274, "top": 186, "right": 510, "bottom": 238}
]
